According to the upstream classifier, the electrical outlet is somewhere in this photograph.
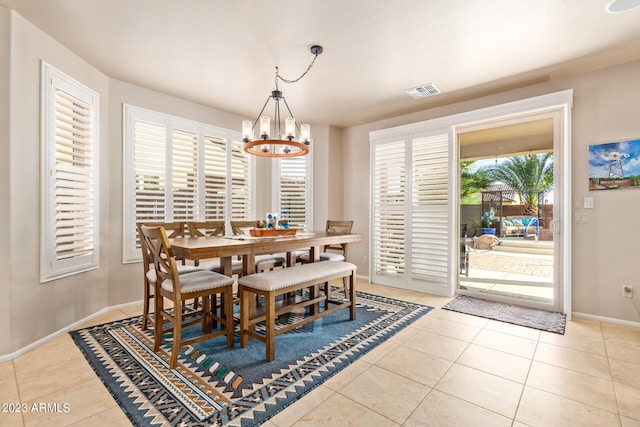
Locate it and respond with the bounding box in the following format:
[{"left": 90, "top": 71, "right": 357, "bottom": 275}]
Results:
[
  {"left": 574, "top": 214, "right": 588, "bottom": 224},
  {"left": 623, "top": 285, "right": 633, "bottom": 298}
]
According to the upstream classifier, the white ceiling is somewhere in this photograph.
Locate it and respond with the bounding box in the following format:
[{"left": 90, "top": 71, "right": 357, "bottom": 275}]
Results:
[{"left": 2, "top": 0, "right": 640, "bottom": 127}]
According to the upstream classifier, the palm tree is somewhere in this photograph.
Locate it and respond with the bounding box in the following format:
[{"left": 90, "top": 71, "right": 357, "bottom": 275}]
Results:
[
  {"left": 460, "top": 161, "right": 491, "bottom": 203},
  {"left": 486, "top": 153, "right": 553, "bottom": 215}
]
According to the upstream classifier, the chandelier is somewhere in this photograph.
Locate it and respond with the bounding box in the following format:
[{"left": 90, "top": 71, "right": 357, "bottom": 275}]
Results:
[{"left": 242, "top": 45, "right": 323, "bottom": 157}]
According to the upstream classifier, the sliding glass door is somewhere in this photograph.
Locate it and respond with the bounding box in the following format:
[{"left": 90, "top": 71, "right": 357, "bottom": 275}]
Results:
[
  {"left": 457, "top": 111, "right": 566, "bottom": 313},
  {"left": 369, "top": 90, "right": 572, "bottom": 314}
]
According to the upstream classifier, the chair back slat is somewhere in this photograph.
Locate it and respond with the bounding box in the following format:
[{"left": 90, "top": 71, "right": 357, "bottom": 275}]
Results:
[
  {"left": 230, "top": 220, "right": 259, "bottom": 236},
  {"left": 187, "top": 220, "right": 225, "bottom": 237},
  {"left": 138, "top": 221, "right": 186, "bottom": 263},
  {"left": 137, "top": 223, "right": 153, "bottom": 276},
  {"left": 326, "top": 220, "right": 353, "bottom": 234},
  {"left": 139, "top": 225, "right": 180, "bottom": 294},
  {"left": 138, "top": 221, "right": 185, "bottom": 238}
]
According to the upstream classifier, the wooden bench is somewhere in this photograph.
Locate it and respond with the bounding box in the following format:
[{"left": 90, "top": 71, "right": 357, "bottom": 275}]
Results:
[{"left": 238, "top": 261, "right": 357, "bottom": 361}]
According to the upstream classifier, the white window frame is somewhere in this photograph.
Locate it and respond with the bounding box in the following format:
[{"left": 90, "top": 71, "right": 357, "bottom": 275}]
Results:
[
  {"left": 40, "top": 62, "right": 100, "bottom": 282},
  {"left": 122, "top": 105, "right": 255, "bottom": 263},
  {"left": 272, "top": 145, "right": 313, "bottom": 231}
]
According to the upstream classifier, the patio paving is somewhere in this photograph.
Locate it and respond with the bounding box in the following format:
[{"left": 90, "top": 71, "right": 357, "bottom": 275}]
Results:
[
  {"left": 469, "top": 250, "right": 553, "bottom": 277},
  {"left": 460, "top": 247, "right": 554, "bottom": 302}
]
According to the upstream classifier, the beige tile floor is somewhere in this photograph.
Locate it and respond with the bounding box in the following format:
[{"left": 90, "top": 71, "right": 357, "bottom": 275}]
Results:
[{"left": 1, "top": 280, "right": 639, "bottom": 426}]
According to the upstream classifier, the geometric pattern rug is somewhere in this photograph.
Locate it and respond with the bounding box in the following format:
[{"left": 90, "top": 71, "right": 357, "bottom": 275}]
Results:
[
  {"left": 443, "top": 295, "right": 566, "bottom": 334},
  {"left": 70, "top": 292, "right": 433, "bottom": 426}
]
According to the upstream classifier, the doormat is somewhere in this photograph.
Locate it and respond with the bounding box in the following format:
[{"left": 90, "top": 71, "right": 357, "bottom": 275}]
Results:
[
  {"left": 70, "top": 291, "right": 433, "bottom": 426},
  {"left": 443, "top": 295, "right": 565, "bottom": 334}
]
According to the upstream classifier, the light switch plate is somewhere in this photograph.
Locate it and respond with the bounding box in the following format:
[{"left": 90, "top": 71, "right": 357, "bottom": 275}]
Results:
[{"left": 583, "top": 197, "right": 594, "bottom": 209}]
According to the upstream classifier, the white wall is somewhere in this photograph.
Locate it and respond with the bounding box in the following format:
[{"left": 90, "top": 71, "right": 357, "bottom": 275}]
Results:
[
  {"left": 4, "top": 9, "right": 110, "bottom": 353},
  {"left": 0, "top": 7, "right": 12, "bottom": 355},
  {"left": 569, "top": 62, "right": 640, "bottom": 322}
]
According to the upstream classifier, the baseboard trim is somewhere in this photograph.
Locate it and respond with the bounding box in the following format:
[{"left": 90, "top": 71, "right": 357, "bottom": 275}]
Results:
[
  {"left": 572, "top": 311, "right": 640, "bottom": 329},
  {"left": 1, "top": 276, "right": 369, "bottom": 362},
  {"left": 0, "top": 300, "right": 143, "bottom": 363},
  {"left": 7, "top": 301, "right": 634, "bottom": 362}
]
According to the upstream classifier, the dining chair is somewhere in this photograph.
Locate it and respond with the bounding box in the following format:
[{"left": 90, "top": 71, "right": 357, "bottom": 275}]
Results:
[
  {"left": 138, "top": 222, "right": 202, "bottom": 330},
  {"left": 139, "top": 221, "right": 230, "bottom": 329},
  {"left": 139, "top": 225, "right": 235, "bottom": 369},
  {"left": 297, "top": 220, "right": 354, "bottom": 263},
  {"left": 230, "top": 220, "right": 287, "bottom": 272}
]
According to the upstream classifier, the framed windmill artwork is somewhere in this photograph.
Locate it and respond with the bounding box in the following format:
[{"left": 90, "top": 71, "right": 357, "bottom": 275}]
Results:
[{"left": 588, "top": 139, "right": 640, "bottom": 190}]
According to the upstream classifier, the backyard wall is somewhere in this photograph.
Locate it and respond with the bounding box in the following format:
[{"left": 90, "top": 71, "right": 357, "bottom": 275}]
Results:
[{"left": 460, "top": 204, "right": 554, "bottom": 237}]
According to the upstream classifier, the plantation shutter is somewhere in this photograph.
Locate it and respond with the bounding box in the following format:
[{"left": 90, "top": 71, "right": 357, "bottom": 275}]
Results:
[
  {"left": 230, "top": 141, "right": 252, "bottom": 220},
  {"left": 54, "top": 90, "right": 95, "bottom": 261},
  {"left": 134, "top": 121, "right": 166, "bottom": 223},
  {"left": 411, "top": 135, "right": 449, "bottom": 283},
  {"left": 203, "top": 136, "right": 227, "bottom": 220},
  {"left": 278, "top": 156, "right": 308, "bottom": 229},
  {"left": 130, "top": 120, "right": 166, "bottom": 251},
  {"left": 41, "top": 63, "right": 99, "bottom": 282},
  {"left": 372, "top": 140, "right": 406, "bottom": 282},
  {"left": 371, "top": 131, "right": 451, "bottom": 292},
  {"left": 171, "top": 128, "right": 199, "bottom": 222}
]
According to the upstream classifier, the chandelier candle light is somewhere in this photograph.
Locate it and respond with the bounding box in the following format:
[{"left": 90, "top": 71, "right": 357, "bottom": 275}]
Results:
[{"left": 242, "top": 45, "right": 323, "bottom": 157}]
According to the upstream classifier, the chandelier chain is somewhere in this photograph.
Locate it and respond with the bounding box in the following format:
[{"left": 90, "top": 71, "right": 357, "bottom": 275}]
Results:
[{"left": 274, "top": 50, "right": 321, "bottom": 87}]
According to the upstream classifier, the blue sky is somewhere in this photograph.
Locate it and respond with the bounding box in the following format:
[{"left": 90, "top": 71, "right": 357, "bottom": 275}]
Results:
[{"left": 589, "top": 139, "right": 640, "bottom": 178}]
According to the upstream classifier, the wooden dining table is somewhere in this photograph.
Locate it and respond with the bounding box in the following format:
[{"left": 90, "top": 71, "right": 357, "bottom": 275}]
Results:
[{"left": 169, "top": 231, "right": 363, "bottom": 277}]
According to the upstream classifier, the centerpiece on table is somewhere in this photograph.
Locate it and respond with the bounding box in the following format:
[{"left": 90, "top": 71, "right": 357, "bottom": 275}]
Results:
[
  {"left": 250, "top": 212, "right": 297, "bottom": 237},
  {"left": 481, "top": 211, "right": 496, "bottom": 235}
]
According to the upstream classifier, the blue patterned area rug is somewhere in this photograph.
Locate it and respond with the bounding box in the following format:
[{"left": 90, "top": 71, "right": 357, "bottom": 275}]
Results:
[
  {"left": 70, "top": 292, "right": 432, "bottom": 426},
  {"left": 443, "top": 295, "right": 566, "bottom": 334}
]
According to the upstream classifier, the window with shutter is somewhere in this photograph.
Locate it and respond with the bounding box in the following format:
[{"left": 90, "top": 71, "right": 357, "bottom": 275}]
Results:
[
  {"left": 123, "top": 106, "right": 254, "bottom": 262},
  {"left": 134, "top": 121, "right": 166, "bottom": 223},
  {"left": 204, "top": 136, "right": 227, "bottom": 220},
  {"left": 276, "top": 155, "right": 312, "bottom": 230},
  {"left": 230, "top": 141, "right": 252, "bottom": 220},
  {"left": 41, "top": 62, "right": 99, "bottom": 282},
  {"left": 171, "top": 128, "right": 199, "bottom": 222}
]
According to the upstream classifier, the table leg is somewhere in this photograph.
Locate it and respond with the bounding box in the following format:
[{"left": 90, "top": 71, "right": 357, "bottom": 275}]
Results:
[
  {"left": 244, "top": 253, "right": 256, "bottom": 276},
  {"left": 220, "top": 256, "right": 232, "bottom": 277}
]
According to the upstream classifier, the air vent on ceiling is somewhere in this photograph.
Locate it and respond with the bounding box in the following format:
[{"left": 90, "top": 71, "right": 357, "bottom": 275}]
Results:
[{"left": 405, "top": 83, "right": 440, "bottom": 99}]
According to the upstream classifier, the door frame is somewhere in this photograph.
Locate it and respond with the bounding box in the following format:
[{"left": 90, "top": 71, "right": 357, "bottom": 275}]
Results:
[
  {"left": 455, "top": 108, "right": 568, "bottom": 314},
  {"left": 369, "top": 90, "right": 573, "bottom": 316}
]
